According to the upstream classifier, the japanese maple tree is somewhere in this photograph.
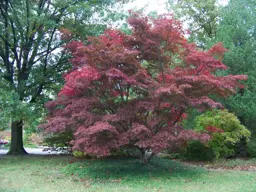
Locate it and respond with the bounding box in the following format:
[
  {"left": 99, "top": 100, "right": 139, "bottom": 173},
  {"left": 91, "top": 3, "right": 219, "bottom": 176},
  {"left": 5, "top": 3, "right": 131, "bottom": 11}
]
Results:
[{"left": 40, "top": 13, "right": 247, "bottom": 163}]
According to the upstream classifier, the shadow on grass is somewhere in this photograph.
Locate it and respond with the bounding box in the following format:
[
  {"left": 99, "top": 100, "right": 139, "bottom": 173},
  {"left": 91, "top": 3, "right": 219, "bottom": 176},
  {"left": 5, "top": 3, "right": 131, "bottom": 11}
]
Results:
[{"left": 63, "top": 156, "right": 207, "bottom": 183}]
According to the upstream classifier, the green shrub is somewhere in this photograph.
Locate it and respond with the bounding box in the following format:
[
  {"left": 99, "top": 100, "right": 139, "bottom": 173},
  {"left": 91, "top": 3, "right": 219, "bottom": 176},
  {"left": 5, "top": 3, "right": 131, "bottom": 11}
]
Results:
[
  {"left": 72, "top": 150, "right": 86, "bottom": 158},
  {"left": 208, "top": 133, "right": 234, "bottom": 159},
  {"left": 182, "top": 141, "right": 214, "bottom": 161},
  {"left": 183, "top": 109, "right": 251, "bottom": 161}
]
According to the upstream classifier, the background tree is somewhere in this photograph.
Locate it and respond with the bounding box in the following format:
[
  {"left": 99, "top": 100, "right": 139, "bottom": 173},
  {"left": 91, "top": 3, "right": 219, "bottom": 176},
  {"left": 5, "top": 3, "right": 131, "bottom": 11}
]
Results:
[
  {"left": 167, "top": 0, "right": 220, "bottom": 47},
  {"left": 211, "top": 0, "right": 256, "bottom": 128},
  {"left": 62, "top": 0, "right": 130, "bottom": 39},
  {"left": 208, "top": 0, "right": 256, "bottom": 156},
  {"left": 40, "top": 13, "right": 246, "bottom": 164},
  {"left": 0, "top": 0, "right": 129, "bottom": 155}
]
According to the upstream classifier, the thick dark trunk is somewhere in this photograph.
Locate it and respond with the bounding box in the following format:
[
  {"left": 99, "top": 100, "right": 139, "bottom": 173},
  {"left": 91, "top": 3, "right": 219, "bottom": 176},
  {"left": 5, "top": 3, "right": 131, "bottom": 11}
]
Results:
[{"left": 7, "top": 120, "right": 28, "bottom": 155}]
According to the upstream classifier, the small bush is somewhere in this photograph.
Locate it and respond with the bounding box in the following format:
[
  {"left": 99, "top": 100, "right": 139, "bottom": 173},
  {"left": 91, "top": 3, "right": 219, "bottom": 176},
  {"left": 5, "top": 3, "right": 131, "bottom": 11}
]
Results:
[
  {"left": 72, "top": 150, "right": 86, "bottom": 158},
  {"left": 182, "top": 109, "right": 250, "bottom": 161}
]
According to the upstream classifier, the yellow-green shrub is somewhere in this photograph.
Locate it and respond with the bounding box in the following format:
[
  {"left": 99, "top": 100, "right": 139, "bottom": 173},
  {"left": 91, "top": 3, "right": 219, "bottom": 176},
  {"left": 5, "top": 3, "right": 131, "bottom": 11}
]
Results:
[
  {"left": 183, "top": 109, "right": 250, "bottom": 160},
  {"left": 72, "top": 150, "right": 86, "bottom": 158}
]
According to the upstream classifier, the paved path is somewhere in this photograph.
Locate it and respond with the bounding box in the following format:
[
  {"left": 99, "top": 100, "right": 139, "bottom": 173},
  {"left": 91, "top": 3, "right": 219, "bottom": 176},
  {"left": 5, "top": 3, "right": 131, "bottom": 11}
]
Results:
[{"left": 0, "top": 148, "right": 69, "bottom": 155}]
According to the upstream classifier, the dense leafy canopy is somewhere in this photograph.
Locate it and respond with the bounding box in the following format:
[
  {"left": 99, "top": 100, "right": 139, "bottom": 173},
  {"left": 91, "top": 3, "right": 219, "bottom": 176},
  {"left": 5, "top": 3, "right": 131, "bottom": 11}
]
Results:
[{"left": 41, "top": 13, "right": 246, "bottom": 162}]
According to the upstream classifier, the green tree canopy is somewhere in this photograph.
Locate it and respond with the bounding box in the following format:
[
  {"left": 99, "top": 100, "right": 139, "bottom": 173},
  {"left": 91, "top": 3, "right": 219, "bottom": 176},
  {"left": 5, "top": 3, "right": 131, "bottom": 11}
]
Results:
[
  {"left": 210, "top": 0, "right": 256, "bottom": 130},
  {"left": 168, "top": 0, "right": 220, "bottom": 47},
  {"left": 0, "top": 0, "right": 130, "bottom": 154}
]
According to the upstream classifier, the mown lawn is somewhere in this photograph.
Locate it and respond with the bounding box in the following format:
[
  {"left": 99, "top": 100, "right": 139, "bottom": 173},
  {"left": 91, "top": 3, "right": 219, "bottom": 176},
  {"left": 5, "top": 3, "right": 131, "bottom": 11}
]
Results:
[{"left": 0, "top": 155, "right": 256, "bottom": 192}]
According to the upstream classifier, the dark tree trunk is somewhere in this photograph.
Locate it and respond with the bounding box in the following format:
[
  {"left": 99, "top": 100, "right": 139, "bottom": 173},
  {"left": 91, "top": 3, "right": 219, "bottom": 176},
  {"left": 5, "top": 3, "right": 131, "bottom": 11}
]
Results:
[
  {"left": 140, "top": 149, "right": 155, "bottom": 164},
  {"left": 140, "top": 149, "right": 147, "bottom": 164},
  {"left": 7, "top": 120, "right": 28, "bottom": 155}
]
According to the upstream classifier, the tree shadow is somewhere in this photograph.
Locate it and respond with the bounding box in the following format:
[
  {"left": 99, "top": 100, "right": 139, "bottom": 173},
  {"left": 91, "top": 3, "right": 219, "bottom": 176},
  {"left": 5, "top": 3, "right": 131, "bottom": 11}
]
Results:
[{"left": 64, "top": 156, "right": 207, "bottom": 183}]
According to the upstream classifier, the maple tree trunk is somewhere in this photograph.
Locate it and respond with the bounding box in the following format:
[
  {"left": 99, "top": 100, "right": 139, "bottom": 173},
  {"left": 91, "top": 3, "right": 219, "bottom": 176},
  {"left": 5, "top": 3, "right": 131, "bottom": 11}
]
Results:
[
  {"left": 140, "top": 149, "right": 147, "bottom": 164},
  {"left": 7, "top": 120, "right": 28, "bottom": 155},
  {"left": 140, "top": 149, "right": 155, "bottom": 164}
]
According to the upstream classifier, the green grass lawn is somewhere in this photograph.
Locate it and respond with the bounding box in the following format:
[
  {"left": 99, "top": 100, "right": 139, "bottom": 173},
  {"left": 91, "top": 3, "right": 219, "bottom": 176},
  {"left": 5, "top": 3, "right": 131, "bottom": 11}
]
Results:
[{"left": 0, "top": 155, "right": 256, "bottom": 192}]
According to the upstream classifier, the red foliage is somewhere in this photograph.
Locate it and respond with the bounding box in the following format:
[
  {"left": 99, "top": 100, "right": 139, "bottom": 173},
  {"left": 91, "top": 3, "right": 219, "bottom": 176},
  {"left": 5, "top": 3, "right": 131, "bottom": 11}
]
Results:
[
  {"left": 41, "top": 13, "right": 247, "bottom": 158},
  {"left": 58, "top": 66, "right": 101, "bottom": 97},
  {"left": 206, "top": 126, "right": 224, "bottom": 133},
  {"left": 99, "top": 29, "right": 125, "bottom": 47}
]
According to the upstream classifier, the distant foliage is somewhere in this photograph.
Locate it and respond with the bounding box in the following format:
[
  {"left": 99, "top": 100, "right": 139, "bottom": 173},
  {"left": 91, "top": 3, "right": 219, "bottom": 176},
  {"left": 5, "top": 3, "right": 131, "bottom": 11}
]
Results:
[
  {"left": 40, "top": 13, "right": 246, "bottom": 163},
  {"left": 43, "top": 131, "right": 73, "bottom": 148},
  {"left": 247, "top": 136, "right": 256, "bottom": 158},
  {"left": 168, "top": 0, "right": 220, "bottom": 47},
  {"left": 209, "top": 0, "right": 256, "bottom": 132}
]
